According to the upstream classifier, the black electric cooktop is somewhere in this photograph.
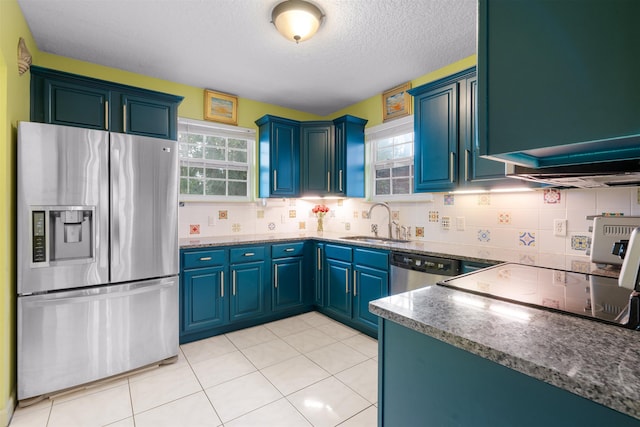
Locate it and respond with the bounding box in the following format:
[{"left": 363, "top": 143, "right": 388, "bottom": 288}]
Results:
[{"left": 438, "top": 263, "right": 634, "bottom": 327}]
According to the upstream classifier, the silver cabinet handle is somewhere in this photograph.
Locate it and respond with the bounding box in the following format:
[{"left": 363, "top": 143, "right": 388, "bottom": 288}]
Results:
[
  {"left": 123, "top": 104, "right": 127, "bottom": 133},
  {"left": 327, "top": 171, "right": 331, "bottom": 193},
  {"left": 274, "top": 264, "right": 278, "bottom": 288},
  {"left": 317, "top": 248, "right": 322, "bottom": 270},
  {"left": 345, "top": 269, "right": 349, "bottom": 294},
  {"left": 339, "top": 170, "right": 343, "bottom": 192},
  {"left": 220, "top": 271, "right": 224, "bottom": 298},
  {"left": 353, "top": 270, "right": 357, "bottom": 296},
  {"left": 232, "top": 270, "right": 236, "bottom": 295},
  {"left": 273, "top": 170, "right": 277, "bottom": 192},
  {"left": 243, "top": 252, "right": 255, "bottom": 257},
  {"left": 465, "top": 149, "right": 470, "bottom": 182},
  {"left": 104, "top": 100, "right": 109, "bottom": 130},
  {"left": 199, "top": 256, "right": 212, "bottom": 261},
  {"left": 285, "top": 248, "right": 295, "bottom": 252},
  {"left": 449, "top": 152, "right": 455, "bottom": 183}
]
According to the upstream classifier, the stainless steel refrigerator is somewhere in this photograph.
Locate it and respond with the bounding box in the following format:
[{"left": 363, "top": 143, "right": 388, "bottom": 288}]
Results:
[{"left": 17, "top": 121, "right": 179, "bottom": 401}]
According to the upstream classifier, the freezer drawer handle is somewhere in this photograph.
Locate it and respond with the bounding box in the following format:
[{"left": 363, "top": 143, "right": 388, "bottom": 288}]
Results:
[{"left": 199, "top": 256, "right": 212, "bottom": 261}]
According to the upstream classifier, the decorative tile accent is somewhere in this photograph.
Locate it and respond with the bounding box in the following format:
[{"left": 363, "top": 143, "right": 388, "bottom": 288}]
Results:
[
  {"left": 478, "top": 194, "right": 491, "bottom": 206},
  {"left": 428, "top": 211, "right": 439, "bottom": 222},
  {"left": 337, "top": 199, "right": 343, "bottom": 207},
  {"left": 415, "top": 227, "right": 425, "bottom": 237},
  {"left": 218, "top": 210, "right": 228, "bottom": 220},
  {"left": 518, "top": 231, "right": 536, "bottom": 247},
  {"left": 353, "top": 211, "right": 359, "bottom": 219},
  {"left": 498, "top": 212, "right": 511, "bottom": 224},
  {"left": 570, "top": 235, "right": 589, "bottom": 251},
  {"left": 570, "top": 260, "right": 590, "bottom": 273},
  {"left": 268, "top": 222, "right": 276, "bottom": 231},
  {"left": 602, "top": 212, "right": 624, "bottom": 217},
  {"left": 543, "top": 189, "right": 561, "bottom": 204},
  {"left": 329, "top": 211, "right": 336, "bottom": 218},
  {"left": 441, "top": 216, "right": 451, "bottom": 230},
  {"left": 477, "top": 229, "right": 491, "bottom": 242},
  {"left": 189, "top": 224, "right": 200, "bottom": 235},
  {"left": 232, "top": 223, "right": 241, "bottom": 232},
  {"left": 392, "top": 211, "right": 400, "bottom": 221},
  {"left": 444, "top": 194, "right": 454, "bottom": 206},
  {"left": 371, "top": 224, "right": 378, "bottom": 234},
  {"left": 344, "top": 222, "right": 351, "bottom": 231},
  {"left": 289, "top": 210, "right": 296, "bottom": 218},
  {"left": 362, "top": 211, "right": 370, "bottom": 219},
  {"left": 299, "top": 221, "right": 306, "bottom": 230},
  {"left": 257, "top": 210, "right": 265, "bottom": 219}
]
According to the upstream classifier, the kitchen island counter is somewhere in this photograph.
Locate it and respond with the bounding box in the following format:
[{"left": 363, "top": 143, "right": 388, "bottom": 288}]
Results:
[{"left": 370, "top": 284, "right": 640, "bottom": 424}]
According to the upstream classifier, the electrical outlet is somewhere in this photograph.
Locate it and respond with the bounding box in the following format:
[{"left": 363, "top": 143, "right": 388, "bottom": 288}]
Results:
[
  {"left": 208, "top": 215, "right": 216, "bottom": 226},
  {"left": 554, "top": 219, "right": 567, "bottom": 237},
  {"left": 456, "top": 216, "right": 465, "bottom": 231}
]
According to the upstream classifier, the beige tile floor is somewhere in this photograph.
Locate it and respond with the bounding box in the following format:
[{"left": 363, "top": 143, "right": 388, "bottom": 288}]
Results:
[{"left": 9, "top": 312, "right": 378, "bottom": 427}]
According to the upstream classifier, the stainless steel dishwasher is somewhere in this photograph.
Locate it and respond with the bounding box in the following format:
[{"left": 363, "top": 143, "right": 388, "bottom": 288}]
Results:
[{"left": 390, "top": 251, "right": 461, "bottom": 295}]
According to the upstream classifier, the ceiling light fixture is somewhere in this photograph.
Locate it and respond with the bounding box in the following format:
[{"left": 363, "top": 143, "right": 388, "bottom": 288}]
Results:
[{"left": 271, "top": 0, "right": 324, "bottom": 44}]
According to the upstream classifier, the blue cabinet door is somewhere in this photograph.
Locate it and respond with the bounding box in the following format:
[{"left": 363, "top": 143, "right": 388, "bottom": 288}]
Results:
[
  {"left": 182, "top": 266, "right": 227, "bottom": 333},
  {"left": 272, "top": 257, "right": 304, "bottom": 311},
  {"left": 353, "top": 265, "right": 388, "bottom": 331},
  {"left": 43, "top": 78, "right": 110, "bottom": 130},
  {"left": 325, "top": 258, "right": 352, "bottom": 320},
  {"left": 121, "top": 94, "right": 176, "bottom": 139},
  {"left": 413, "top": 82, "right": 458, "bottom": 192},
  {"left": 478, "top": 0, "right": 640, "bottom": 167},
  {"left": 230, "top": 261, "right": 266, "bottom": 322},
  {"left": 256, "top": 115, "right": 301, "bottom": 198},
  {"left": 302, "top": 122, "right": 333, "bottom": 196},
  {"left": 333, "top": 115, "right": 367, "bottom": 197}
]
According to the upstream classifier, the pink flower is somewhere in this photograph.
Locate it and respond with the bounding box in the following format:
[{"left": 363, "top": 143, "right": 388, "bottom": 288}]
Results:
[{"left": 312, "top": 204, "right": 329, "bottom": 214}]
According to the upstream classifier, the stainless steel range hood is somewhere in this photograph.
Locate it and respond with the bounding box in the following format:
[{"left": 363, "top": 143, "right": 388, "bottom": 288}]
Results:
[{"left": 505, "top": 159, "right": 640, "bottom": 188}]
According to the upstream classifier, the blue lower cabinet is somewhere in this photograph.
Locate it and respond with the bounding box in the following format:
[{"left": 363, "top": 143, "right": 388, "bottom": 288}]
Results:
[
  {"left": 320, "top": 245, "right": 389, "bottom": 336},
  {"left": 353, "top": 265, "right": 388, "bottom": 331},
  {"left": 182, "top": 266, "right": 227, "bottom": 333},
  {"left": 325, "top": 258, "right": 352, "bottom": 320},
  {"left": 272, "top": 257, "right": 304, "bottom": 311},
  {"left": 230, "top": 260, "right": 267, "bottom": 322}
]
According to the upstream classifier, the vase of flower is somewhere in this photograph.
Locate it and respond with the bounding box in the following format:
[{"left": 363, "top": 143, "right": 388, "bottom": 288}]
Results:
[{"left": 312, "top": 204, "right": 329, "bottom": 233}]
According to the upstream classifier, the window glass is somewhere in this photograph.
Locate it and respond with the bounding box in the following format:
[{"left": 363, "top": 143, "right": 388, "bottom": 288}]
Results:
[{"left": 372, "top": 131, "right": 414, "bottom": 197}]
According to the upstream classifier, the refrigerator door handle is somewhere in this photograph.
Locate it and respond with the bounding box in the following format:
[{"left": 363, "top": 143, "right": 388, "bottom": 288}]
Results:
[{"left": 111, "top": 147, "right": 121, "bottom": 269}]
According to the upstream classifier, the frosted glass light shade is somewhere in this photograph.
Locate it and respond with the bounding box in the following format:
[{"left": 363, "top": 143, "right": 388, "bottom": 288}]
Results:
[{"left": 272, "top": 0, "right": 323, "bottom": 43}]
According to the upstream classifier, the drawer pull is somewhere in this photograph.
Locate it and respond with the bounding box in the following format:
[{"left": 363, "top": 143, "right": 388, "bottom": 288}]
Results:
[
  {"left": 243, "top": 252, "right": 255, "bottom": 257},
  {"left": 285, "top": 248, "right": 295, "bottom": 252},
  {"left": 199, "top": 256, "right": 212, "bottom": 261}
]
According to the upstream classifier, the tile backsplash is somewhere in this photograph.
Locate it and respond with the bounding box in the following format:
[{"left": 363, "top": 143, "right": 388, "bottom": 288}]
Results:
[{"left": 179, "top": 187, "right": 640, "bottom": 256}]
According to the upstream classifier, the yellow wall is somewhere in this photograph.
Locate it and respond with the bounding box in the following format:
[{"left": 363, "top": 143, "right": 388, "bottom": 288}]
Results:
[{"left": 0, "top": 0, "right": 37, "bottom": 425}]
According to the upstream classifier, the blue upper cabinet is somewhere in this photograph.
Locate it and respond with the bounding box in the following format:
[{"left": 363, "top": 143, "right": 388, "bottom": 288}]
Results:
[
  {"left": 30, "top": 66, "right": 183, "bottom": 140},
  {"left": 333, "top": 115, "right": 367, "bottom": 197},
  {"left": 478, "top": 0, "right": 640, "bottom": 168},
  {"left": 411, "top": 68, "right": 516, "bottom": 192},
  {"left": 302, "top": 121, "right": 334, "bottom": 196},
  {"left": 256, "top": 115, "right": 301, "bottom": 198}
]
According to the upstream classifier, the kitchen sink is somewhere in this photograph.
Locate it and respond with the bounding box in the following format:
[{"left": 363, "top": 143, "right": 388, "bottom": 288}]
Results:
[{"left": 341, "top": 235, "right": 410, "bottom": 244}]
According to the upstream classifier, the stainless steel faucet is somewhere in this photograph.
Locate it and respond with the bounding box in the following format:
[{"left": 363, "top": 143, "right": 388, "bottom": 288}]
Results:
[{"left": 367, "top": 202, "right": 392, "bottom": 238}]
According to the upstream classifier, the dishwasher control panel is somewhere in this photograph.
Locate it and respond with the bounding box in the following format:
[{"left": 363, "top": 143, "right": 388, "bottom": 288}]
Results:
[{"left": 390, "top": 252, "right": 461, "bottom": 276}]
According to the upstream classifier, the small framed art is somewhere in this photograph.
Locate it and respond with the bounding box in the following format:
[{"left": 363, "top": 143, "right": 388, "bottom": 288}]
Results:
[
  {"left": 204, "top": 89, "right": 238, "bottom": 125},
  {"left": 382, "top": 82, "right": 412, "bottom": 122}
]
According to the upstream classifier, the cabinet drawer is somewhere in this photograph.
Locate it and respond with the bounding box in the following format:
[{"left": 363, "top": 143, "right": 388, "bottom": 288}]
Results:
[
  {"left": 183, "top": 249, "right": 226, "bottom": 269},
  {"left": 230, "top": 246, "right": 266, "bottom": 264},
  {"left": 272, "top": 242, "right": 305, "bottom": 258},
  {"left": 325, "top": 244, "right": 352, "bottom": 262},
  {"left": 354, "top": 248, "right": 389, "bottom": 270}
]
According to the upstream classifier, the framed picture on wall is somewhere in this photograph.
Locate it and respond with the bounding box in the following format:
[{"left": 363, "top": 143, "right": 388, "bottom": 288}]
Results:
[
  {"left": 204, "top": 89, "right": 238, "bottom": 125},
  {"left": 382, "top": 82, "right": 412, "bottom": 122}
]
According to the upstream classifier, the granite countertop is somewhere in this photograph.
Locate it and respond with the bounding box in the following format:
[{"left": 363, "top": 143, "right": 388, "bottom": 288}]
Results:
[
  {"left": 180, "top": 231, "right": 613, "bottom": 274},
  {"left": 369, "top": 285, "right": 640, "bottom": 420}
]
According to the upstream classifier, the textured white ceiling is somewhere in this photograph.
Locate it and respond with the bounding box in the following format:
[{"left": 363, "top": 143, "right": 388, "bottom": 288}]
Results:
[{"left": 17, "top": 0, "right": 477, "bottom": 116}]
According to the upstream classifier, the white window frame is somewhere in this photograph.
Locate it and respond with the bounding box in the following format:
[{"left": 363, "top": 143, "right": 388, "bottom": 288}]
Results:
[
  {"left": 178, "top": 117, "right": 255, "bottom": 202},
  {"left": 366, "top": 115, "right": 424, "bottom": 202}
]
